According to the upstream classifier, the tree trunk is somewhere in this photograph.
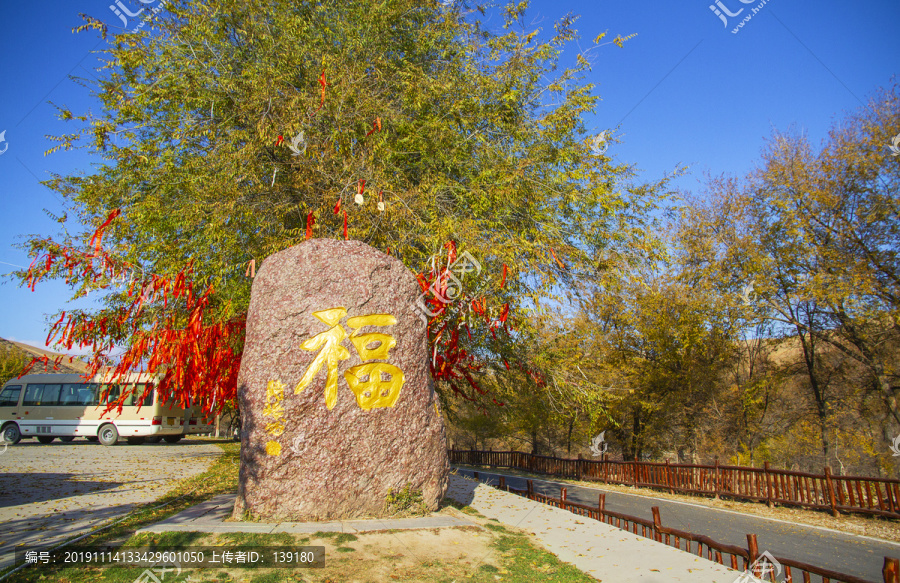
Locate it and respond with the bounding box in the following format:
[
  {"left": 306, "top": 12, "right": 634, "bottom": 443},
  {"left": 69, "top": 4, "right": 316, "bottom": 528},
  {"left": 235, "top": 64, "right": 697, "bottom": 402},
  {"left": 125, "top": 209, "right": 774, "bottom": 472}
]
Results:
[
  {"left": 795, "top": 320, "right": 831, "bottom": 465},
  {"left": 629, "top": 408, "right": 643, "bottom": 461}
]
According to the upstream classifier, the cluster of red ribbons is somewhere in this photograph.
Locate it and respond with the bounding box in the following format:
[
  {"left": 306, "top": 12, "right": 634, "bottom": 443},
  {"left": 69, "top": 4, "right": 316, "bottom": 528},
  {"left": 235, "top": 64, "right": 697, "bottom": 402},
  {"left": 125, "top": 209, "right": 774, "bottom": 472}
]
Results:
[
  {"left": 23, "top": 209, "right": 245, "bottom": 416},
  {"left": 415, "top": 241, "right": 510, "bottom": 407}
]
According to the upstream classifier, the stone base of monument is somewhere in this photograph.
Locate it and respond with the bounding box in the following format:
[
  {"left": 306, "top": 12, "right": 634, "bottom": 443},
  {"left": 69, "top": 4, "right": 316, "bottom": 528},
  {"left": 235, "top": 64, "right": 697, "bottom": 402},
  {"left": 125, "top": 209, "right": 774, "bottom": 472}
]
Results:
[{"left": 137, "top": 493, "right": 476, "bottom": 534}]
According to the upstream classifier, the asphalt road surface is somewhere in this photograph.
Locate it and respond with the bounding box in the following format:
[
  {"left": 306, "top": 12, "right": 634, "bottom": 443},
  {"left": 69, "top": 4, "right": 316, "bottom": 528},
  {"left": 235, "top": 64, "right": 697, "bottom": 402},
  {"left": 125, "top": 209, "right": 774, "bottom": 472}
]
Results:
[
  {"left": 0, "top": 438, "right": 222, "bottom": 570},
  {"left": 453, "top": 466, "right": 900, "bottom": 582}
]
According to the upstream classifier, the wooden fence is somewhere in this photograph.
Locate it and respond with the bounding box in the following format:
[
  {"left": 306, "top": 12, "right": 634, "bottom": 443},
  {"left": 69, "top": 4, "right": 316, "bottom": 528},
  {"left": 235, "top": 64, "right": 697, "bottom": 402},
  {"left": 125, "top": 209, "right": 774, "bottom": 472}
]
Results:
[
  {"left": 470, "top": 471, "right": 900, "bottom": 583},
  {"left": 449, "top": 449, "right": 900, "bottom": 519}
]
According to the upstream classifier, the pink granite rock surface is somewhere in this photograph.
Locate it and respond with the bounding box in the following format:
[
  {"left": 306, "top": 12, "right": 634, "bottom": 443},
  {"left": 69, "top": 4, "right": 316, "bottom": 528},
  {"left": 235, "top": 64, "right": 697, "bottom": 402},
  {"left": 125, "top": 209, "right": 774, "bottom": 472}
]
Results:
[{"left": 232, "top": 239, "right": 449, "bottom": 521}]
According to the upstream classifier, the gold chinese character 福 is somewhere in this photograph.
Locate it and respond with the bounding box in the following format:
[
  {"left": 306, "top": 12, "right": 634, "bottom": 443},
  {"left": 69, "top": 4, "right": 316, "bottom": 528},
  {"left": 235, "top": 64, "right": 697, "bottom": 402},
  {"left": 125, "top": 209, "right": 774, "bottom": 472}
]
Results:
[{"left": 296, "top": 308, "right": 405, "bottom": 410}]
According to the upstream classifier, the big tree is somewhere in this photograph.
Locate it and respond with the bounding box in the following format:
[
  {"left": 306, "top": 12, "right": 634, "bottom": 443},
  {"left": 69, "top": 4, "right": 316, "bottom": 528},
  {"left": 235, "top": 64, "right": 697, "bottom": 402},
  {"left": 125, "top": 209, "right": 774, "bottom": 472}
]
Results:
[
  {"left": 677, "top": 83, "right": 900, "bottom": 467},
  {"left": 16, "top": 0, "right": 645, "bottom": 414}
]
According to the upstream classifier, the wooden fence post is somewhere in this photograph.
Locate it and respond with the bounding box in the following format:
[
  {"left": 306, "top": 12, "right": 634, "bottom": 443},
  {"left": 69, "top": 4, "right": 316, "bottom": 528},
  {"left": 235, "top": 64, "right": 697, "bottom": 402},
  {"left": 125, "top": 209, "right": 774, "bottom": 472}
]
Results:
[
  {"left": 499, "top": 476, "right": 506, "bottom": 490},
  {"left": 884, "top": 557, "right": 899, "bottom": 583},
  {"left": 666, "top": 459, "right": 674, "bottom": 494},
  {"left": 598, "top": 493, "right": 605, "bottom": 516},
  {"left": 747, "top": 534, "right": 760, "bottom": 574},
  {"left": 714, "top": 458, "right": 720, "bottom": 499},
  {"left": 527, "top": 479, "right": 534, "bottom": 498},
  {"left": 561, "top": 487, "right": 567, "bottom": 502},
  {"left": 764, "top": 462, "right": 774, "bottom": 508},
  {"left": 603, "top": 454, "right": 609, "bottom": 484},
  {"left": 824, "top": 466, "right": 840, "bottom": 517},
  {"left": 474, "top": 471, "right": 479, "bottom": 481},
  {"left": 651, "top": 506, "right": 661, "bottom": 543},
  {"left": 577, "top": 454, "right": 583, "bottom": 481},
  {"left": 632, "top": 460, "right": 638, "bottom": 486}
]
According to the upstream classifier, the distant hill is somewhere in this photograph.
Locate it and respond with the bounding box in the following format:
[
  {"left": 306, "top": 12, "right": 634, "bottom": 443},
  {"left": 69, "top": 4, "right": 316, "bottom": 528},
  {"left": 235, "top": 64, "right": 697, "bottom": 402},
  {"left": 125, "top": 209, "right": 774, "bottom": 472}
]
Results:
[{"left": 0, "top": 337, "right": 89, "bottom": 375}]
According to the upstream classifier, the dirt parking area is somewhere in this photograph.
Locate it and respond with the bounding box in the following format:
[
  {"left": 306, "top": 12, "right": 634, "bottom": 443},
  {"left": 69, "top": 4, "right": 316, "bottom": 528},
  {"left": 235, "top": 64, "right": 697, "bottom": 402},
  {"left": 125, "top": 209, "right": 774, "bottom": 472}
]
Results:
[{"left": 0, "top": 438, "right": 223, "bottom": 569}]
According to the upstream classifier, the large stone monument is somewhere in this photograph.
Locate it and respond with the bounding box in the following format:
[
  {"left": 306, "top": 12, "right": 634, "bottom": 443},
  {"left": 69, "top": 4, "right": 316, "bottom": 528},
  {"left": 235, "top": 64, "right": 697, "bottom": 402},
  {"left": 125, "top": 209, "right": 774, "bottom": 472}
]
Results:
[{"left": 232, "top": 239, "right": 449, "bottom": 521}]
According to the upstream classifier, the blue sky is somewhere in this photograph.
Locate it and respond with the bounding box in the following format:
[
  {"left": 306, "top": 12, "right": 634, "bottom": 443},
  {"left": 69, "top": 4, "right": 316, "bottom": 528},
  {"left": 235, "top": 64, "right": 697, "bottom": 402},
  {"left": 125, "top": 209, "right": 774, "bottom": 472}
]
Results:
[{"left": 0, "top": 0, "right": 898, "bottom": 351}]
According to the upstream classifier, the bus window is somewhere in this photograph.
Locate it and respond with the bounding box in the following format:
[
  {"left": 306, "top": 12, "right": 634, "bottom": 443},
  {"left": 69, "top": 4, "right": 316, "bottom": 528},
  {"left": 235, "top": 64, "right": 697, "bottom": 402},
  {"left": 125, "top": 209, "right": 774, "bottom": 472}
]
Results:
[
  {"left": 131, "top": 383, "right": 154, "bottom": 407},
  {"left": 101, "top": 384, "right": 121, "bottom": 404},
  {"left": 59, "top": 384, "right": 83, "bottom": 406},
  {"left": 0, "top": 385, "right": 21, "bottom": 407},
  {"left": 77, "top": 384, "right": 99, "bottom": 406},
  {"left": 22, "top": 384, "right": 44, "bottom": 406},
  {"left": 38, "top": 384, "right": 62, "bottom": 406},
  {"left": 121, "top": 384, "right": 136, "bottom": 406}
]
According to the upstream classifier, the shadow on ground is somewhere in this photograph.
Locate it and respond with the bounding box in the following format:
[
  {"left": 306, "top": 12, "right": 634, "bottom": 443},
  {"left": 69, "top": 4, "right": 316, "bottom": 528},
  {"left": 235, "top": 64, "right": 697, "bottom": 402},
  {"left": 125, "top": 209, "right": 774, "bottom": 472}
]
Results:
[{"left": 0, "top": 473, "right": 124, "bottom": 507}]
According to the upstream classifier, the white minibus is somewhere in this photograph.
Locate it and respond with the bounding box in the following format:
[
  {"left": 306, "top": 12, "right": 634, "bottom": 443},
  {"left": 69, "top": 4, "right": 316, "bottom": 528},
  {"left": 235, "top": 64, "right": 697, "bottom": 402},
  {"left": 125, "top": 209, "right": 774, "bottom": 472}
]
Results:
[{"left": 0, "top": 373, "right": 194, "bottom": 446}]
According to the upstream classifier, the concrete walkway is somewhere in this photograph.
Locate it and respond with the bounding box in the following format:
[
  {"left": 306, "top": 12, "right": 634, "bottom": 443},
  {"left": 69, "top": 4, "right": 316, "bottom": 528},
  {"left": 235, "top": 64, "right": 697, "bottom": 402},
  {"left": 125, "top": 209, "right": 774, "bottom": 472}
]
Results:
[
  {"left": 446, "top": 472, "right": 742, "bottom": 583},
  {"left": 137, "top": 493, "right": 476, "bottom": 535},
  {"left": 137, "top": 473, "right": 744, "bottom": 582}
]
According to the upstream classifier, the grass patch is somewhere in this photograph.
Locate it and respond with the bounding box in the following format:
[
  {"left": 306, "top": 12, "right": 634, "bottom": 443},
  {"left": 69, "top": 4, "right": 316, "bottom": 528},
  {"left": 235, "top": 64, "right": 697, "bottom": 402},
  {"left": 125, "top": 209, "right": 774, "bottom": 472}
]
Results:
[
  {"left": 127, "top": 531, "right": 209, "bottom": 547},
  {"left": 479, "top": 563, "right": 499, "bottom": 573},
  {"left": 336, "top": 546, "right": 355, "bottom": 553},
  {"left": 218, "top": 532, "right": 294, "bottom": 546},
  {"left": 490, "top": 532, "right": 589, "bottom": 581},
  {"left": 383, "top": 483, "right": 429, "bottom": 517},
  {"left": 312, "top": 531, "right": 358, "bottom": 544}
]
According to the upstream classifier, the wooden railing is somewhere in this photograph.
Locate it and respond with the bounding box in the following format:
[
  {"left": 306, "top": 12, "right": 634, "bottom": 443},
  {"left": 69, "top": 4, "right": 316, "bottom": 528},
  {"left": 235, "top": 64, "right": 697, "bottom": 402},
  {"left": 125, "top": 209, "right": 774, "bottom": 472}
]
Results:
[
  {"left": 449, "top": 449, "right": 900, "bottom": 519},
  {"left": 470, "top": 471, "right": 900, "bottom": 583}
]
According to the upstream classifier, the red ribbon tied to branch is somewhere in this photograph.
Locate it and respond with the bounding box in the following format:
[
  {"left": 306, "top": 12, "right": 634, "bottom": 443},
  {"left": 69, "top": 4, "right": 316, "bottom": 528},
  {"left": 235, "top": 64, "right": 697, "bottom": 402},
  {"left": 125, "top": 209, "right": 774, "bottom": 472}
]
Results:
[
  {"left": 88, "top": 209, "right": 121, "bottom": 256},
  {"left": 444, "top": 240, "right": 457, "bottom": 265},
  {"left": 365, "top": 117, "right": 382, "bottom": 138},
  {"left": 306, "top": 211, "right": 315, "bottom": 240},
  {"left": 318, "top": 70, "right": 327, "bottom": 109},
  {"left": 549, "top": 247, "right": 566, "bottom": 269}
]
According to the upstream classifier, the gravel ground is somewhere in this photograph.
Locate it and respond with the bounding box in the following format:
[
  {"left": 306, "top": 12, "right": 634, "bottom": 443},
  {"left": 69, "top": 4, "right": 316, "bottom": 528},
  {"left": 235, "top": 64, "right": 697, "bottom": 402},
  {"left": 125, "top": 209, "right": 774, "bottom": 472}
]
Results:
[{"left": 0, "top": 438, "right": 222, "bottom": 569}]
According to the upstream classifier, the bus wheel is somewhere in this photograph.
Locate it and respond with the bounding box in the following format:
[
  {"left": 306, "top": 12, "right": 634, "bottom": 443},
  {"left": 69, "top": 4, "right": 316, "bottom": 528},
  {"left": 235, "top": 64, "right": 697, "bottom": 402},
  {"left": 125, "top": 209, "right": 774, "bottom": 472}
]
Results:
[
  {"left": 86, "top": 436, "right": 99, "bottom": 442},
  {"left": 37, "top": 436, "right": 56, "bottom": 444},
  {"left": 126, "top": 437, "right": 146, "bottom": 445},
  {"left": 59, "top": 437, "right": 75, "bottom": 442},
  {"left": 98, "top": 424, "right": 119, "bottom": 446},
  {"left": 1, "top": 423, "right": 21, "bottom": 445},
  {"left": 163, "top": 435, "right": 182, "bottom": 443},
  {"left": 145, "top": 436, "right": 161, "bottom": 443}
]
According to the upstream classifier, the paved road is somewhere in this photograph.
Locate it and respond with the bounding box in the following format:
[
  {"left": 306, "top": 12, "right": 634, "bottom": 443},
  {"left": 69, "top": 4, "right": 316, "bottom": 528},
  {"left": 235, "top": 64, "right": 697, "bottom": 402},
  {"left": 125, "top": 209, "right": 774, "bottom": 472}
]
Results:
[
  {"left": 0, "top": 439, "right": 222, "bottom": 569},
  {"left": 454, "top": 467, "right": 900, "bottom": 582}
]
